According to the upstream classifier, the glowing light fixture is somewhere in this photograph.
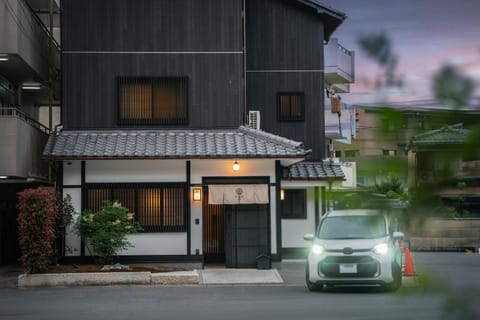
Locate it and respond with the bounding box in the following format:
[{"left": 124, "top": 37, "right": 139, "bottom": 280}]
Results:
[
  {"left": 21, "top": 82, "right": 41, "bottom": 90},
  {"left": 193, "top": 188, "right": 202, "bottom": 201},
  {"left": 0, "top": 176, "right": 7, "bottom": 179},
  {"left": 280, "top": 189, "right": 285, "bottom": 201},
  {"left": 232, "top": 161, "right": 240, "bottom": 171}
]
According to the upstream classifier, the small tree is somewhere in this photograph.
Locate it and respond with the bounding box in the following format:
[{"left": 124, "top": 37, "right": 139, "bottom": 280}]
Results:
[
  {"left": 74, "top": 201, "right": 142, "bottom": 264},
  {"left": 17, "top": 188, "right": 58, "bottom": 274}
]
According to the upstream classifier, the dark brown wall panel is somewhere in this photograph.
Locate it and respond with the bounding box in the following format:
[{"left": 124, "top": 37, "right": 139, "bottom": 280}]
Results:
[
  {"left": 247, "top": 72, "right": 325, "bottom": 160},
  {"left": 62, "top": 53, "right": 243, "bottom": 128},
  {"left": 245, "top": 0, "right": 326, "bottom": 160},
  {"left": 246, "top": 0, "right": 324, "bottom": 70},
  {"left": 62, "top": 0, "right": 243, "bottom": 129},
  {"left": 62, "top": 0, "right": 242, "bottom": 52}
]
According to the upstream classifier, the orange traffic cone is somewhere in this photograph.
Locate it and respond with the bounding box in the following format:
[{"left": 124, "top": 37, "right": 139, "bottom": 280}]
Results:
[{"left": 403, "top": 248, "right": 416, "bottom": 276}]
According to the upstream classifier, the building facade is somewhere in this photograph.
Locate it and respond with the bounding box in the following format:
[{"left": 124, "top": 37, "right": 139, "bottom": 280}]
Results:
[
  {"left": 43, "top": 0, "right": 347, "bottom": 266},
  {"left": 0, "top": 0, "right": 60, "bottom": 264}
]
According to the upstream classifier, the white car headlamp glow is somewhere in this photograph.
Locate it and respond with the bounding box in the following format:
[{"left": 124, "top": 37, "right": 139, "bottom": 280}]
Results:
[
  {"left": 373, "top": 243, "right": 389, "bottom": 255},
  {"left": 311, "top": 244, "right": 325, "bottom": 255}
]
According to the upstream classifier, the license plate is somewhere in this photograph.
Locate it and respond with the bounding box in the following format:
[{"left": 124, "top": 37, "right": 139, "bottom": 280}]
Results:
[{"left": 339, "top": 263, "right": 357, "bottom": 273}]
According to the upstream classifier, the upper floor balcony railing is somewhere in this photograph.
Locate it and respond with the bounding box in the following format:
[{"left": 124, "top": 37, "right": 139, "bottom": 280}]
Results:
[
  {"left": 0, "top": 0, "right": 60, "bottom": 84},
  {"left": 0, "top": 107, "right": 50, "bottom": 134},
  {"left": 324, "top": 38, "right": 355, "bottom": 93},
  {"left": 0, "top": 107, "right": 51, "bottom": 181}
]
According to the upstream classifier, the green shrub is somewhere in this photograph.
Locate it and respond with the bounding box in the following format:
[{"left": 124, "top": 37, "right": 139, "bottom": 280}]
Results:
[{"left": 74, "top": 201, "right": 142, "bottom": 264}]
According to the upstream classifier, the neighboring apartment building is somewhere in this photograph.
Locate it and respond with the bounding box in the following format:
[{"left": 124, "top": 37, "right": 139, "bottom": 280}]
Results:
[
  {"left": 333, "top": 102, "right": 480, "bottom": 187},
  {"left": 43, "top": 0, "right": 348, "bottom": 266},
  {"left": 0, "top": 0, "right": 60, "bottom": 264}
]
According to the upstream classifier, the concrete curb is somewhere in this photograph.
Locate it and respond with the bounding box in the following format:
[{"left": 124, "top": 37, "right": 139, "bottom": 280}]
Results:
[
  {"left": 18, "top": 270, "right": 200, "bottom": 287},
  {"left": 151, "top": 270, "right": 199, "bottom": 285}
]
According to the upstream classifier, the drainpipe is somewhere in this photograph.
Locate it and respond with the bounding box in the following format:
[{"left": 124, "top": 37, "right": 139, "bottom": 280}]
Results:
[
  {"left": 242, "top": 0, "right": 247, "bottom": 125},
  {"left": 48, "top": 0, "right": 54, "bottom": 131}
]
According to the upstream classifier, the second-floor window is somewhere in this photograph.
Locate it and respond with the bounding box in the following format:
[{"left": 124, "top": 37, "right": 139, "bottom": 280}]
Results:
[
  {"left": 277, "top": 92, "right": 304, "bottom": 121},
  {"left": 118, "top": 77, "right": 188, "bottom": 125}
]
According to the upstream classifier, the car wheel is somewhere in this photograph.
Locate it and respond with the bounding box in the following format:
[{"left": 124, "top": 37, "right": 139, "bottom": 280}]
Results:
[
  {"left": 306, "top": 265, "right": 323, "bottom": 292},
  {"left": 384, "top": 262, "right": 402, "bottom": 292}
]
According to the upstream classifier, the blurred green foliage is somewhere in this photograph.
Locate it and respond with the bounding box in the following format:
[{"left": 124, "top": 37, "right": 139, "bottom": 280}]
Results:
[
  {"left": 357, "top": 32, "right": 403, "bottom": 88},
  {"left": 433, "top": 65, "right": 474, "bottom": 108}
]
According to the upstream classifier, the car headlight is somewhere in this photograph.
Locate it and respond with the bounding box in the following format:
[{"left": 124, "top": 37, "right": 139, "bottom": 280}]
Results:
[
  {"left": 311, "top": 244, "right": 325, "bottom": 255},
  {"left": 373, "top": 243, "right": 389, "bottom": 255}
]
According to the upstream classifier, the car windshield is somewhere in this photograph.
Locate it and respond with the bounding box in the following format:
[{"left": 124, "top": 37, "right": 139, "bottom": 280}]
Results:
[{"left": 317, "top": 215, "right": 387, "bottom": 239}]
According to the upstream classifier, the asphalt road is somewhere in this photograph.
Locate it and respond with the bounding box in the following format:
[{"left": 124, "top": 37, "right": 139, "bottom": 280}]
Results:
[{"left": 0, "top": 252, "right": 479, "bottom": 320}]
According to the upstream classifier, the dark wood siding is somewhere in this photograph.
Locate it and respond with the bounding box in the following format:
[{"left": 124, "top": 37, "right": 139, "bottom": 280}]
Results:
[
  {"left": 62, "top": 0, "right": 241, "bottom": 52},
  {"left": 246, "top": 0, "right": 326, "bottom": 160},
  {"left": 62, "top": 0, "right": 243, "bottom": 129}
]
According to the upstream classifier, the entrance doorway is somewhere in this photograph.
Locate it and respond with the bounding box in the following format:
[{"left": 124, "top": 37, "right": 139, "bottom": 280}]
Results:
[
  {"left": 202, "top": 192, "right": 225, "bottom": 263},
  {"left": 202, "top": 177, "right": 271, "bottom": 268},
  {"left": 224, "top": 204, "right": 269, "bottom": 268}
]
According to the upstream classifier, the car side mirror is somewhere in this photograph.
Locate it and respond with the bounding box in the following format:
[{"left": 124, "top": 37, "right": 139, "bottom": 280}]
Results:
[
  {"left": 304, "top": 233, "right": 315, "bottom": 241},
  {"left": 392, "top": 231, "right": 404, "bottom": 240}
]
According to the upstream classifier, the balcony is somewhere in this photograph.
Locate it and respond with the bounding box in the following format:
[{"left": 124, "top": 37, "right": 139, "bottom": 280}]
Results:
[
  {"left": 0, "top": 0, "right": 60, "bottom": 100},
  {"left": 324, "top": 38, "right": 355, "bottom": 93},
  {"left": 0, "top": 108, "right": 50, "bottom": 182}
]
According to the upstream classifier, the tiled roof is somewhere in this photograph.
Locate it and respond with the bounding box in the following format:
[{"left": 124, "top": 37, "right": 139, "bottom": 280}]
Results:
[
  {"left": 283, "top": 161, "right": 345, "bottom": 180},
  {"left": 410, "top": 123, "right": 470, "bottom": 147},
  {"left": 43, "top": 126, "right": 310, "bottom": 160}
]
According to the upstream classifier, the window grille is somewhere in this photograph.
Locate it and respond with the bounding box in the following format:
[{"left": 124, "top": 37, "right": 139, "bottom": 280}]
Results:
[
  {"left": 277, "top": 92, "right": 305, "bottom": 121},
  {"left": 118, "top": 77, "right": 188, "bottom": 125},
  {"left": 86, "top": 183, "right": 187, "bottom": 232}
]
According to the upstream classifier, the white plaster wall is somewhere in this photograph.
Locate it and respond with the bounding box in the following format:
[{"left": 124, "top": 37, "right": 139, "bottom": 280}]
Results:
[
  {"left": 123, "top": 233, "right": 187, "bottom": 255},
  {"left": 281, "top": 188, "right": 317, "bottom": 248},
  {"left": 270, "top": 186, "right": 277, "bottom": 254},
  {"left": 62, "top": 158, "right": 282, "bottom": 257},
  {"left": 190, "top": 194, "right": 203, "bottom": 255},
  {"left": 62, "top": 185, "right": 187, "bottom": 256},
  {"left": 190, "top": 159, "right": 276, "bottom": 184},
  {"left": 86, "top": 160, "right": 186, "bottom": 183},
  {"left": 341, "top": 162, "right": 356, "bottom": 188},
  {"left": 63, "top": 188, "right": 82, "bottom": 256},
  {"left": 63, "top": 160, "right": 81, "bottom": 186}
]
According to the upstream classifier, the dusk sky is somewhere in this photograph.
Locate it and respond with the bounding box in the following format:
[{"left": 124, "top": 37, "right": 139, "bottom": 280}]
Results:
[{"left": 320, "top": 0, "right": 480, "bottom": 106}]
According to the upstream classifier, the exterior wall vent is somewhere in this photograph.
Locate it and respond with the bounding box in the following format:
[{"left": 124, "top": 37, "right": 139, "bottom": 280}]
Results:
[{"left": 248, "top": 110, "right": 261, "bottom": 130}]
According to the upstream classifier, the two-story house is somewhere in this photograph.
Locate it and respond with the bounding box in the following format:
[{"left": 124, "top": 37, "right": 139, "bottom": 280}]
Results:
[{"left": 43, "top": 0, "right": 347, "bottom": 267}]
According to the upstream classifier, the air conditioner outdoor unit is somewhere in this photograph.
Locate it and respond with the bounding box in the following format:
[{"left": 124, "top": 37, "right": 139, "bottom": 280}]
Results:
[{"left": 248, "top": 110, "right": 261, "bottom": 130}]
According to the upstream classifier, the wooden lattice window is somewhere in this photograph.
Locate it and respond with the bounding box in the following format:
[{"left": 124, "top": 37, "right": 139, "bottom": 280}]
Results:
[
  {"left": 118, "top": 77, "right": 188, "bottom": 125},
  {"left": 86, "top": 183, "right": 187, "bottom": 232}
]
